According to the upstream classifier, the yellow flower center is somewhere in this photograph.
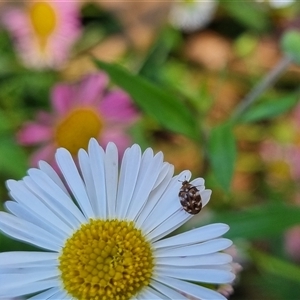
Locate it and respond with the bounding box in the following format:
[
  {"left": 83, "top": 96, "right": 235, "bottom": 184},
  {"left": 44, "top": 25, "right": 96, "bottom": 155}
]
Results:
[
  {"left": 29, "top": 2, "right": 57, "bottom": 38},
  {"left": 55, "top": 108, "right": 103, "bottom": 155},
  {"left": 59, "top": 219, "right": 154, "bottom": 300}
]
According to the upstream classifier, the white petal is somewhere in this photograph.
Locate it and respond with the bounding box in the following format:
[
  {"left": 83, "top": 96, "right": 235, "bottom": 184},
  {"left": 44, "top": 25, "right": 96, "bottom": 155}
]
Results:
[
  {"left": 155, "top": 275, "right": 227, "bottom": 300},
  {"left": 0, "top": 252, "right": 58, "bottom": 267},
  {"left": 150, "top": 279, "right": 187, "bottom": 299},
  {"left": 47, "top": 289, "right": 69, "bottom": 300},
  {"left": 7, "top": 178, "right": 77, "bottom": 233},
  {"left": 142, "top": 170, "right": 191, "bottom": 234},
  {"left": 27, "top": 287, "right": 60, "bottom": 300},
  {"left": 1, "top": 265, "right": 59, "bottom": 275},
  {"left": 3, "top": 261, "right": 63, "bottom": 277},
  {"left": 0, "top": 278, "right": 59, "bottom": 298},
  {"left": 138, "top": 286, "right": 168, "bottom": 299},
  {"left": 147, "top": 209, "right": 192, "bottom": 242},
  {"left": 21, "top": 173, "right": 84, "bottom": 227},
  {"left": 190, "top": 177, "right": 205, "bottom": 191},
  {"left": 190, "top": 177, "right": 205, "bottom": 185},
  {"left": 208, "top": 264, "right": 233, "bottom": 271},
  {"left": 5, "top": 201, "right": 67, "bottom": 240},
  {"left": 153, "top": 223, "right": 229, "bottom": 249},
  {"left": 22, "top": 170, "right": 85, "bottom": 228},
  {"left": 152, "top": 162, "right": 172, "bottom": 190},
  {"left": 155, "top": 253, "right": 232, "bottom": 267},
  {"left": 0, "top": 212, "right": 62, "bottom": 251},
  {"left": 154, "top": 238, "right": 233, "bottom": 257},
  {"left": 156, "top": 267, "right": 235, "bottom": 284},
  {"left": 201, "top": 189, "right": 212, "bottom": 207},
  {"left": 116, "top": 144, "right": 141, "bottom": 218},
  {"left": 88, "top": 139, "right": 107, "bottom": 218},
  {"left": 55, "top": 148, "right": 94, "bottom": 218},
  {"left": 38, "top": 161, "right": 69, "bottom": 195},
  {"left": 136, "top": 163, "right": 174, "bottom": 228},
  {"left": 127, "top": 150, "right": 164, "bottom": 220},
  {"left": 1, "top": 262, "right": 57, "bottom": 272},
  {"left": 0, "top": 268, "right": 59, "bottom": 291},
  {"left": 78, "top": 149, "right": 98, "bottom": 217},
  {"left": 105, "top": 142, "right": 118, "bottom": 219}
]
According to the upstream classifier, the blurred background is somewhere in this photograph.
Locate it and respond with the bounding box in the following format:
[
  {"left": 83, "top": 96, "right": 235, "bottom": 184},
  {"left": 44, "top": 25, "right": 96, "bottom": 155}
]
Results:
[{"left": 0, "top": 1, "right": 300, "bottom": 299}]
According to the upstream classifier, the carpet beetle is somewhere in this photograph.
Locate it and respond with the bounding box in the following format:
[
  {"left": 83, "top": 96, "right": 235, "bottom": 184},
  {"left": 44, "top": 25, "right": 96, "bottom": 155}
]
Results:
[{"left": 179, "top": 180, "right": 202, "bottom": 215}]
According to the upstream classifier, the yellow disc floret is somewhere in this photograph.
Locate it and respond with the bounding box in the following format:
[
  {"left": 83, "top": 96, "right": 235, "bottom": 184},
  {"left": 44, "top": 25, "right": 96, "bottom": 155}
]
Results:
[
  {"left": 59, "top": 219, "right": 154, "bottom": 300},
  {"left": 55, "top": 108, "right": 103, "bottom": 155},
  {"left": 29, "top": 2, "right": 57, "bottom": 38}
]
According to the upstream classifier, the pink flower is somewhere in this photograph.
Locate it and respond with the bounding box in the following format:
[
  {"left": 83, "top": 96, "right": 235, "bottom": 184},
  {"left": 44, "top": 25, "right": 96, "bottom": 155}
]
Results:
[
  {"left": 260, "top": 140, "right": 294, "bottom": 176},
  {"left": 17, "top": 72, "right": 139, "bottom": 167},
  {"left": 1, "top": 1, "right": 81, "bottom": 69},
  {"left": 285, "top": 225, "right": 300, "bottom": 263}
]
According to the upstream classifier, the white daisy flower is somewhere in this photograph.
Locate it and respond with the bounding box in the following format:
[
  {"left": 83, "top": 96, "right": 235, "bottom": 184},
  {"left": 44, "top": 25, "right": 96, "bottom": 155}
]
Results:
[
  {"left": 0, "top": 138, "right": 235, "bottom": 299},
  {"left": 256, "top": 0, "right": 295, "bottom": 8},
  {"left": 169, "top": 0, "right": 218, "bottom": 32}
]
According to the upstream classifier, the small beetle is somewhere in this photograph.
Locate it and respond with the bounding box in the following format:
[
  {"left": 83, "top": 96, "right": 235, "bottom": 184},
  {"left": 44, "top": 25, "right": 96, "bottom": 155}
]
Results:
[{"left": 179, "top": 180, "right": 202, "bottom": 215}]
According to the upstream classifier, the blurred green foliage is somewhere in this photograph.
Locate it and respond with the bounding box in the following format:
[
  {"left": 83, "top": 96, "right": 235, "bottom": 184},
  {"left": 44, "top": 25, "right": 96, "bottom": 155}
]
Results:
[{"left": 94, "top": 59, "right": 199, "bottom": 140}]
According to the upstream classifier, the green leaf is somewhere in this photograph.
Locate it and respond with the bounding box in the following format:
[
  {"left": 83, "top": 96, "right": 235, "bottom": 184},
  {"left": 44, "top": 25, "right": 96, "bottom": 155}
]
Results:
[
  {"left": 281, "top": 30, "right": 300, "bottom": 64},
  {"left": 93, "top": 59, "right": 199, "bottom": 140},
  {"left": 138, "top": 27, "right": 181, "bottom": 81},
  {"left": 212, "top": 202, "right": 300, "bottom": 240},
  {"left": 207, "top": 123, "right": 236, "bottom": 191},
  {"left": 0, "top": 136, "right": 28, "bottom": 178},
  {"left": 221, "top": 1, "right": 269, "bottom": 31},
  {"left": 0, "top": 111, "right": 13, "bottom": 132},
  {"left": 252, "top": 249, "right": 300, "bottom": 284},
  {"left": 240, "top": 94, "right": 299, "bottom": 123}
]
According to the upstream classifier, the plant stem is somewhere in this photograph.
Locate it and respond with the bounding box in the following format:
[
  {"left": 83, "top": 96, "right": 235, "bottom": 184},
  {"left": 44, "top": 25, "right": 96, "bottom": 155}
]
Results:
[{"left": 231, "top": 56, "right": 293, "bottom": 122}]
